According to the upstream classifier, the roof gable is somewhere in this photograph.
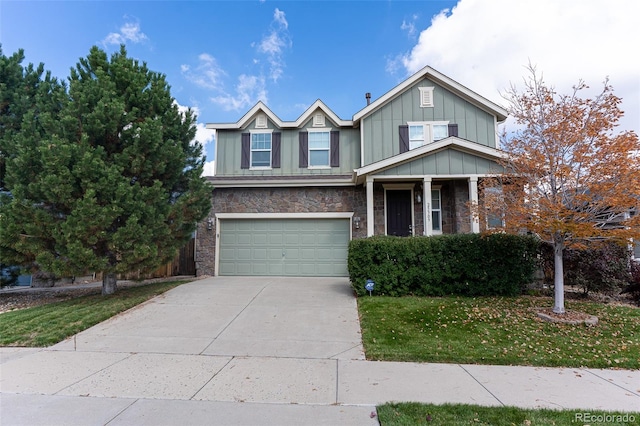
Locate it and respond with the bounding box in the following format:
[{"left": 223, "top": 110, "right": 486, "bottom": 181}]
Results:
[
  {"left": 207, "top": 100, "right": 353, "bottom": 130},
  {"left": 353, "top": 66, "right": 508, "bottom": 123},
  {"left": 354, "top": 136, "right": 505, "bottom": 184}
]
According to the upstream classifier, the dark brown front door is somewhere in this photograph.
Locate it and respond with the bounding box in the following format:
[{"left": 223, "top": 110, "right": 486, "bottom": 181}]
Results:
[{"left": 387, "top": 190, "right": 412, "bottom": 236}]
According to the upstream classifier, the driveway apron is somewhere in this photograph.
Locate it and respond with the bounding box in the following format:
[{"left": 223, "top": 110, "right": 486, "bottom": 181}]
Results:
[{"left": 50, "top": 276, "right": 365, "bottom": 359}]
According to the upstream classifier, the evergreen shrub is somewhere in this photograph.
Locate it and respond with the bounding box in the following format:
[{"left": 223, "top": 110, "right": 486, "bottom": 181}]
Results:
[{"left": 348, "top": 234, "right": 540, "bottom": 297}]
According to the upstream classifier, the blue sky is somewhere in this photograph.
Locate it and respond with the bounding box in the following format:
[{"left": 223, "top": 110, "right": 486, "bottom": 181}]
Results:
[{"left": 2, "top": 0, "right": 638, "bottom": 176}]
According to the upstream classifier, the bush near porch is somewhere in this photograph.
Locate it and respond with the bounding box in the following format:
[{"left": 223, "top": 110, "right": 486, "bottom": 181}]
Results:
[{"left": 348, "top": 234, "right": 539, "bottom": 297}]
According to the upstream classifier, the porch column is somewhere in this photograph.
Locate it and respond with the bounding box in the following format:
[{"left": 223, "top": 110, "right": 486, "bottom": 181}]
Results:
[
  {"left": 469, "top": 176, "right": 480, "bottom": 233},
  {"left": 366, "top": 176, "right": 375, "bottom": 237},
  {"left": 423, "top": 177, "right": 432, "bottom": 236}
]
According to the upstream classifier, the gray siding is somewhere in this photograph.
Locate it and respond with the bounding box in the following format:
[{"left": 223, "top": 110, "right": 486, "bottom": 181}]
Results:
[
  {"left": 361, "top": 77, "right": 498, "bottom": 166},
  {"left": 376, "top": 149, "right": 504, "bottom": 176},
  {"left": 216, "top": 114, "right": 360, "bottom": 176}
]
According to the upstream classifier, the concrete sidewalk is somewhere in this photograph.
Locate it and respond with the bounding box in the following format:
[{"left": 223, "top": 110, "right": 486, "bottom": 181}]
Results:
[{"left": 1, "top": 277, "right": 639, "bottom": 425}]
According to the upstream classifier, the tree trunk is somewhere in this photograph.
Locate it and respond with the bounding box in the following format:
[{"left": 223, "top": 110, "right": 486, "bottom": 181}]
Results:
[
  {"left": 553, "top": 239, "right": 565, "bottom": 314},
  {"left": 102, "top": 272, "right": 117, "bottom": 295}
]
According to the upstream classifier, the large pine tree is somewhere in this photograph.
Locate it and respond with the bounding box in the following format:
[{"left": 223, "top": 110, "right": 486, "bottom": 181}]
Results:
[{"left": 0, "top": 46, "right": 211, "bottom": 294}]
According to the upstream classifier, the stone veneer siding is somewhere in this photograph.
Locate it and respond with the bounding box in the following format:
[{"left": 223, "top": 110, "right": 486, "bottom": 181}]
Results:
[{"left": 195, "top": 186, "right": 367, "bottom": 276}]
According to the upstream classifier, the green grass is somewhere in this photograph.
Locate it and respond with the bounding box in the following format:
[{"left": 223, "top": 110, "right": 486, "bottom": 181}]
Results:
[
  {"left": 358, "top": 295, "right": 640, "bottom": 369},
  {"left": 377, "top": 402, "right": 639, "bottom": 426},
  {"left": 0, "top": 280, "right": 187, "bottom": 347}
]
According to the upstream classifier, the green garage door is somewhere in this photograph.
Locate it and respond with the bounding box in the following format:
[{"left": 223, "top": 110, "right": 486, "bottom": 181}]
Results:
[{"left": 218, "top": 218, "right": 350, "bottom": 276}]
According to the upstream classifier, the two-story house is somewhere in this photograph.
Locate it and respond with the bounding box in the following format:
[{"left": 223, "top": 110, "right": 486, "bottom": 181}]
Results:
[{"left": 196, "top": 66, "right": 508, "bottom": 277}]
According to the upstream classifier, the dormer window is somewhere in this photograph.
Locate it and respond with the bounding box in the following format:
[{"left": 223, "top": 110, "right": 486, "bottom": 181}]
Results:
[
  {"left": 255, "top": 113, "right": 268, "bottom": 129},
  {"left": 313, "top": 113, "right": 325, "bottom": 127},
  {"left": 419, "top": 87, "right": 434, "bottom": 108}
]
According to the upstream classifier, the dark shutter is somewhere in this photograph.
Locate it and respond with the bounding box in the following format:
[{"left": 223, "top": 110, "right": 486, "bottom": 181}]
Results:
[
  {"left": 399, "top": 125, "right": 409, "bottom": 153},
  {"left": 448, "top": 123, "right": 459, "bottom": 137},
  {"left": 299, "top": 131, "right": 308, "bottom": 168},
  {"left": 272, "top": 132, "right": 281, "bottom": 168},
  {"left": 241, "top": 133, "right": 250, "bottom": 169},
  {"left": 330, "top": 131, "right": 340, "bottom": 167}
]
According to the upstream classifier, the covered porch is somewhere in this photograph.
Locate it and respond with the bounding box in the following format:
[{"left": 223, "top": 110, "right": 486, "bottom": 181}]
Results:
[{"left": 353, "top": 137, "right": 505, "bottom": 237}]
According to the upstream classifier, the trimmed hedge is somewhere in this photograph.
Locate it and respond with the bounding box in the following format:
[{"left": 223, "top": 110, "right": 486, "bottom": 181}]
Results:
[{"left": 348, "top": 234, "right": 540, "bottom": 297}]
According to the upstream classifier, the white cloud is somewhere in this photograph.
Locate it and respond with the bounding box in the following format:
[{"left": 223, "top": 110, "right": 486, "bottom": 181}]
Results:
[
  {"left": 181, "top": 53, "right": 226, "bottom": 91},
  {"left": 211, "top": 74, "right": 268, "bottom": 111},
  {"left": 174, "top": 102, "right": 215, "bottom": 150},
  {"left": 401, "top": 14, "right": 419, "bottom": 38},
  {"left": 102, "top": 19, "right": 148, "bottom": 46},
  {"left": 257, "top": 8, "right": 292, "bottom": 82},
  {"left": 397, "top": 0, "right": 640, "bottom": 133},
  {"left": 202, "top": 160, "right": 216, "bottom": 176}
]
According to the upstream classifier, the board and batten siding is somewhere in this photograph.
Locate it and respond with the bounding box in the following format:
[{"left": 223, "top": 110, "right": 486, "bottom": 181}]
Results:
[
  {"left": 216, "top": 118, "right": 360, "bottom": 176},
  {"left": 376, "top": 149, "right": 504, "bottom": 176},
  {"left": 361, "top": 78, "right": 498, "bottom": 166}
]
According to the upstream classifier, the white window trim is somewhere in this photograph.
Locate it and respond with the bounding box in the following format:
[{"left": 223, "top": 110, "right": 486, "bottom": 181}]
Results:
[
  {"left": 407, "top": 121, "right": 449, "bottom": 150},
  {"left": 307, "top": 128, "right": 331, "bottom": 169},
  {"left": 419, "top": 86, "right": 435, "bottom": 108},
  {"left": 249, "top": 129, "right": 273, "bottom": 170},
  {"left": 431, "top": 186, "right": 443, "bottom": 235}
]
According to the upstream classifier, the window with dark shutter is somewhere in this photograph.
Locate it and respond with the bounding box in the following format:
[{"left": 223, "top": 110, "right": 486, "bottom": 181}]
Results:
[
  {"left": 241, "top": 133, "right": 250, "bottom": 169},
  {"left": 399, "top": 125, "right": 409, "bottom": 153},
  {"left": 299, "top": 131, "right": 308, "bottom": 168},
  {"left": 448, "top": 123, "right": 459, "bottom": 137},
  {"left": 272, "top": 132, "right": 281, "bottom": 168},
  {"left": 330, "top": 131, "right": 340, "bottom": 167}
]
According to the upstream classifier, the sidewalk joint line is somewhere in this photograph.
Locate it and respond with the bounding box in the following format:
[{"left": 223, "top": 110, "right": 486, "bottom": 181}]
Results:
[
  {"left": 104, "top": 397, "right": 140, "bottom": 425},
  {"left": 334, "top": 359, "right": 340, "bottom": 405},
  {"left": 188, "top": 356, "right": 236, "bottom": 400},
  {"left": 52, "top": 352, "right": 134, "bottom": 396},
  {"left": 584, "top": 368, "right": 640, "bottom": 397},
  {"left": 458, "top": 364, "right": 505, "bottom": 406},
  {"left": 199, "top": 284, "right": 270, "bottom": 355}
]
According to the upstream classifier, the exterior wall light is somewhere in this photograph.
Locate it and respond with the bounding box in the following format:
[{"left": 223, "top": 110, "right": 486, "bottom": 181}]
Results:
[
  {"left": 353, "top": 216, "right": 361, "bottom": 229},
  {"left": 415, "top": 192, "right": 422, "bottom": 203},
  {"left": 206, "top": 217, "right": 214, "bottom": 231}
]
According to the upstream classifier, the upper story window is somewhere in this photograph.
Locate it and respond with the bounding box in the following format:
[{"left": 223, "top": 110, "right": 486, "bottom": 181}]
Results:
[
  {"left": 251, "top": 132, "right": 272, "bottom": 168},
  {"left": 419, "top": 87, "right": 434, "bottom": 108},
  {"left": 308, "top": 130, "right": 330, "bottom": 167},
  {"left": 408, "top": 121, "right": 449, "bottom": 149}
]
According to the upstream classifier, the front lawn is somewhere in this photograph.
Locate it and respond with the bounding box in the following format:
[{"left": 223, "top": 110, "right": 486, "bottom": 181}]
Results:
[
  {"left": 0, "top": 280, "right": 187, "bottom": 347},
  {"left": 377, "top": 402, "right": 639, "bottom": 426},
  {"left": 358, "top": 295, "right": 639, "bottom": 369}
]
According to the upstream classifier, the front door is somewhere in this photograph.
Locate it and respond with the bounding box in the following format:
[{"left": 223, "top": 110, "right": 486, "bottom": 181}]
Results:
[{"left": 386, "top": 190, "right": 412, "bottom": 236}]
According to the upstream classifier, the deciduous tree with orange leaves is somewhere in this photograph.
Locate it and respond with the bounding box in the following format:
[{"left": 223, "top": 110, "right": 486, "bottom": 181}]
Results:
[{"left": 481, "top": 65, "right": 640, "bottom": 314}]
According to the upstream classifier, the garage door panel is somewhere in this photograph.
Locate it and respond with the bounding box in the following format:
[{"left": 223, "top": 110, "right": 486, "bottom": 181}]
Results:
[{"left": 219, "top": 218, "right": 349, "bottom": 277}]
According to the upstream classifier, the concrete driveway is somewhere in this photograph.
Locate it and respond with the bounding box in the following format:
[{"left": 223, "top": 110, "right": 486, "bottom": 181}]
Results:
[{"left": 51, "top": 276, "right": 365, "bottom": 359}]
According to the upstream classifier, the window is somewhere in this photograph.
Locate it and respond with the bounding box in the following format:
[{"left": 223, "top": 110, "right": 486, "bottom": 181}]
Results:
[
  {"left": 419, "top": 87, "right": 434, "bottom": 107},
  {"left": 251, "top": 132, "right": 272, "bottom": 168},
  {"left": 408, "top": 122, "right": 449, "bottom": 149},
  {"left": 484, "top": 186, "right": 505, "bottom": 229},
  {"left": 431, "top": 189, "right": 442, "bottom": 233},
  {"left": 308, "top": 131, "right": 330, "bottom": 167}
]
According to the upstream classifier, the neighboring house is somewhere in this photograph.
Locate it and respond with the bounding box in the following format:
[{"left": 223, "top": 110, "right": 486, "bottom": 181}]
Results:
[{"left": 196, "top": 66, "right": 508, "bottom": 277}]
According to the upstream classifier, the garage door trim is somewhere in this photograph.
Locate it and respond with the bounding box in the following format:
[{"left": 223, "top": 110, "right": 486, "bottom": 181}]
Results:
[{"left": 214, "top": 212, "right": 354, "bottom": 276}]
